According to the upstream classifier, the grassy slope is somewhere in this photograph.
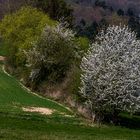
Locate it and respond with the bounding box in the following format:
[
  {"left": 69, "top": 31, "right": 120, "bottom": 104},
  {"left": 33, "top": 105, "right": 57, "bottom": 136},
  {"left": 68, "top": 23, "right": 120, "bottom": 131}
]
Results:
[
  {"left": 0, "top": 43, "right": 140, "bottom": 139},
  {"left": 0, "top": 65, "right": 71, "bottom": 114}
]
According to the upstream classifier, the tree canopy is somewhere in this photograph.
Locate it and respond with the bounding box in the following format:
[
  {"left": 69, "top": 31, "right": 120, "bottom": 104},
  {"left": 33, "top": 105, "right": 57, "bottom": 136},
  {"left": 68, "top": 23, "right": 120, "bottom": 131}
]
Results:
[
  {"left": 0, "top": 6, "right": 56, "bottom": 66},
  {"left": 80, "top": 25, "right": 140, "bottom": 123}
]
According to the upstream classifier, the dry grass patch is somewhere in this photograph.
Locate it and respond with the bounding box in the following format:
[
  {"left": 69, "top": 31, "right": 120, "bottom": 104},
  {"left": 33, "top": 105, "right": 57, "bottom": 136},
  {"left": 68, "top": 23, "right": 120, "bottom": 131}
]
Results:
[{"left": 22, "top": 107, "right": 55, "bottom": 115}]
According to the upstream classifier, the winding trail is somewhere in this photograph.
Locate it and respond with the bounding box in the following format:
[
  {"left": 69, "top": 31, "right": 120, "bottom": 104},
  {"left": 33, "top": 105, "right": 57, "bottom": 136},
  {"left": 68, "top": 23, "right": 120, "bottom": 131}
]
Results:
[{"left": 0, "top": 56, "right": 5, "bottom": 61}]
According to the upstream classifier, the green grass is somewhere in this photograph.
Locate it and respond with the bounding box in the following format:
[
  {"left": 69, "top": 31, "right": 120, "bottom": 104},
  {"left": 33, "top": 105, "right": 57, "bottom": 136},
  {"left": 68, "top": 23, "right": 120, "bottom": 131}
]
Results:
[
  {"left": 0, "top": 41, "right": 8, "bottom": 56},
  {"left": 0, "top": 42, "right": 140, "bottom": 139},
  {"left": 0, "top": 65, "right": 71, "bottom": 114},
  {"left": 0, "top": 65, "right": 139, "bottom": 140},
  {"left": 0, "top": 112, "right": 140, "bottom": 140}
]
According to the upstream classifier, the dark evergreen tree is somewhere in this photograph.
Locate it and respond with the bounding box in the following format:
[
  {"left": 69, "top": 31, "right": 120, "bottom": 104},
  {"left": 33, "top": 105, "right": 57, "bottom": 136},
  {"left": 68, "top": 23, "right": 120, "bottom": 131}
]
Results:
[
  {"left": 128, "top": 17, "right": 140, "bottom": 38},
  {"left": 95, "top": 0, "right": 107, "bottom": 9},
  {"left": 75, "top": 21, "right": 99, "bottom": 39},
  {"left": 117, "top": 9, "right": 124, "bottom": 16},
  {"left": 34, "top": 0, "right": 73, "bottom": 25},
  {"left": 127, "top": 8, "right": 134, "bottom": 17},
  {"left": 80, "top": 19, "right": 86, "bottom": 27},
  {"left": 85, "top": 21, "right": 98, "bottom": 39}
]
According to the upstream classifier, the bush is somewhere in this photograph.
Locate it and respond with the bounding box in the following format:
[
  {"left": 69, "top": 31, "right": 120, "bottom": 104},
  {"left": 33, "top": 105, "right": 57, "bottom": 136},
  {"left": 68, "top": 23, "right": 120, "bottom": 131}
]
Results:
[
  {"left": 80, "top": 25, "right": 140, "bottom": 123},
  {"left": 0, "top": 6, "right": 56, "bottom": 67},
  {"left": 24, "top": 23, "right": 78, "bottom": 86},
  {"left": 34, "top": 0, "right": 73, "bottom": 25}
]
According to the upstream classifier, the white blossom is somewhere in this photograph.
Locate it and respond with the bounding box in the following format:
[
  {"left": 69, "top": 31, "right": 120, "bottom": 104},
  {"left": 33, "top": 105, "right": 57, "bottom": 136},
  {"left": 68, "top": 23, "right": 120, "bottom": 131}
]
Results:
[{"left": 80, "top": 25, "right": 140, "bottom": 119}]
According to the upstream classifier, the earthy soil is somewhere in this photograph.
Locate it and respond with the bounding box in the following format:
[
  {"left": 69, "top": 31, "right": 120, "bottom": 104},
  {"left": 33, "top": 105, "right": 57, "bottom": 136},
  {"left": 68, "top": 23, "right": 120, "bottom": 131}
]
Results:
[
  {"left": 0, "top": 56, "right": 5, "bottom": 61},
  {"left": 22, "top": 107, "right": 54, "bottom": 115}
]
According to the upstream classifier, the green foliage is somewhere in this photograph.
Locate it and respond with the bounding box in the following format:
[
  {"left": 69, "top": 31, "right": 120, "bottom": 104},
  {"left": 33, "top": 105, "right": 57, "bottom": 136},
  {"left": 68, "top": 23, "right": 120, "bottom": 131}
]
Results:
[
  {"left": 64, "top": 37, "right": 89, "bottom": 98},
  {"left": 25, "top": 23, "right": 78, "bottom": 85},
  {"left": 75, "top": 21, "right": 99, "bottom": 39},
  {"left": 65, "top": 65, "right": 81, "bottom": 98},
  {"left": 0, "top": 41, "right": 8, "bottom": 56},
  {"left": 34, "top": 0, "right": 73, "bottom": 25},
  {"left": 0, "top": 6, "right": 56, "bottom": 66},
  {"left": 76, "top": 37, "right": 89, "bottom": 52}
]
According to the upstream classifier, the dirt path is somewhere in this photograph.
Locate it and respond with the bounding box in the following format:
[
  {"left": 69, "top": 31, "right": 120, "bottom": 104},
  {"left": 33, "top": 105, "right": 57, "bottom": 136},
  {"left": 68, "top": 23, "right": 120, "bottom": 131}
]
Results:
[
  {"left": 0, "top": 56, "right": 5, "bottom": 61},
  {"left": 22, "top": 107, "right": 54, "bottom": 115}
]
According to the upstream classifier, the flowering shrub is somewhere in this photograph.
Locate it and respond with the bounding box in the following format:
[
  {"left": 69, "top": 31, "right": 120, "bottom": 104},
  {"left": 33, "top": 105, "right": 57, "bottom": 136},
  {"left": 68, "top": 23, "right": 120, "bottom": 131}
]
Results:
[{"left": 80, "top": 25, "right": 140, "bottom": 122}]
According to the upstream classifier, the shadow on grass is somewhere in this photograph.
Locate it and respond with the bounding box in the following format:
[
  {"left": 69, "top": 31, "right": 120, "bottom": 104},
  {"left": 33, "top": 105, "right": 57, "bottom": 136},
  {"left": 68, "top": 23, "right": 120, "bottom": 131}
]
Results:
[
  {"left": 104, "top": 112, "right": 140, "bottom": 129},
  {"left": 118, "top": 113, "right": 140, "bottom": 129}
]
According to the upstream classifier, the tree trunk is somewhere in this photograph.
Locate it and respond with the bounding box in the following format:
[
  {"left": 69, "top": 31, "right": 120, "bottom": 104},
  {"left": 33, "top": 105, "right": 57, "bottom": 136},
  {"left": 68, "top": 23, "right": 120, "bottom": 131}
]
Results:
[{"left": 111, "top": 110, "right": 120, "bottom": 124}]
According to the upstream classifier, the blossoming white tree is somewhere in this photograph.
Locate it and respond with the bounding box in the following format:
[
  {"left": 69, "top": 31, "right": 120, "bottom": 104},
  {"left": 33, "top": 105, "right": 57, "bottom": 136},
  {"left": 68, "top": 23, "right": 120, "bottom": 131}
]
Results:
[{"left": 80, "top": 25, "right": 140, "bottom": 123}]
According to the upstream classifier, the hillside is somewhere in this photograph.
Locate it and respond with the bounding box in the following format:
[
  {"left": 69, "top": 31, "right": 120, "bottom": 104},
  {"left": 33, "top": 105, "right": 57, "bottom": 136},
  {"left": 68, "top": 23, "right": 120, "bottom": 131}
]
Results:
[
  {"left": 0, "top": 44, "right": 140, "bottom": 139},
  {"left": 0, "top": 2, "right": 140, "bottom": 139},
  {"left": 66, "top": 0, "right": 140, "bottom": 25},
  {"left": 0, "top": 66, "right": 71, "bottom": 114},
  {"left": 67, "top": 0, "right": 140, "bottom": 13}
]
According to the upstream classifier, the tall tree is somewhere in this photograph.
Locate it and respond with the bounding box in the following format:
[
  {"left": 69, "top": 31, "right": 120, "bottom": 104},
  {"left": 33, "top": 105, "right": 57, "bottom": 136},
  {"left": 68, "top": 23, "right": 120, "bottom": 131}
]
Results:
[
  {"left": 80, "top": 25, "right": 140, "bottom": 123},
  {"left": 0, "top": 7, "right": 55, "bottom": 67},
  {"left": 117, "top": 9, "right": 124, "bottom": 16},
  {"left": 34, "top": 0, "right": 73, "bottom": 25}
]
